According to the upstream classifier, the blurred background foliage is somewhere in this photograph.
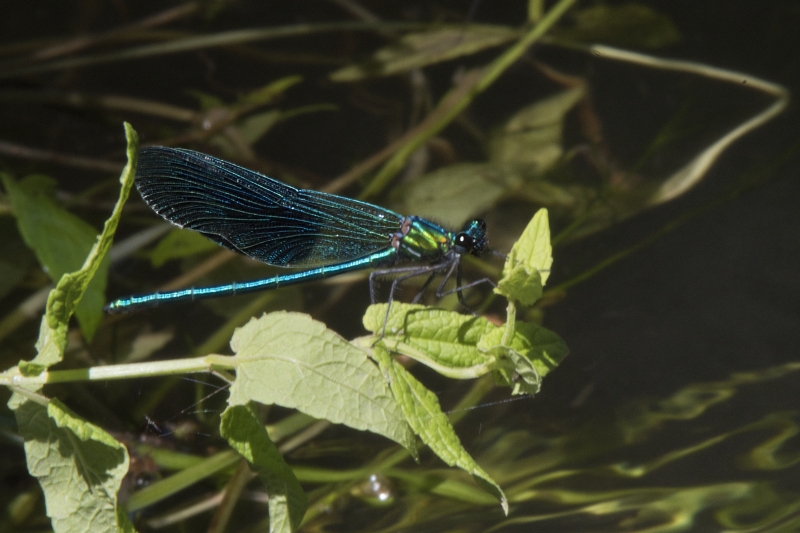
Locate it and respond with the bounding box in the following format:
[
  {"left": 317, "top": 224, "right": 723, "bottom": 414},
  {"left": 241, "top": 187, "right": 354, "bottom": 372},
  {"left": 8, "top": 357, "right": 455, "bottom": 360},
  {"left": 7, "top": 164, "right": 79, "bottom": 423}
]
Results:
[{"left": 0, "top": 1, "right": 798, "bottom": 532}]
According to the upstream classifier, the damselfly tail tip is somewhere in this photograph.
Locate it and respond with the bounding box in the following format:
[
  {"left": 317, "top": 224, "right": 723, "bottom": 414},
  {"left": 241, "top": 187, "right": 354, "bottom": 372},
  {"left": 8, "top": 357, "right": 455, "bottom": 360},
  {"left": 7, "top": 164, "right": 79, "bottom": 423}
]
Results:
[{"left": 104, "top": 300, "right": 127, "bottom": 314}]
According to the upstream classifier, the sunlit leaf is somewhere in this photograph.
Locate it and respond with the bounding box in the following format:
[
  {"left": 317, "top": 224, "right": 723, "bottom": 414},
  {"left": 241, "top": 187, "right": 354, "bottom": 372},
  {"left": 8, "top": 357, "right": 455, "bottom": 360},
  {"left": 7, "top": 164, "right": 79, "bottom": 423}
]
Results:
[
  {"left": 227, "top": 312, "right": 417, "bottom": 455},
  {"left": 511, "top": 321, "right": 568, "bottom": 374},
  {"left": 220, "top": 404, "right": 307, "bottom": 533},
  {"left": 495, "top": 208, "right": 552, "bottom": 305},
  {"left": 330, "top": 25, "right": 519, "bottom": 82},
  {"left": 45, "top": 123, "right": 136, "bottom": 342},
  {"left": 8, "top": 395, "right": 132, "bottom": 533},
  {"left": 363, "top": 303, "right": 496, "bottom": 379},
  {"left": 496, "top": 266, "right": 543, "bottom": 307},
  {"left": 150, "top": 228, "right": 219, "bottom": 268},
  {"left": 365, "top": 302, "right": 566, "bottom": 394},
  {"left": 553, "top": 3, "right": 681, "bottom": 49},
  {"left": 392, "top": 163, "right": 522, "bottom": 228},
  {"left": 479, "top": 320, "right": 568, "bottom": 395},
  {"left": 371, "top": 345, "right": 508, "bottom": 514}
]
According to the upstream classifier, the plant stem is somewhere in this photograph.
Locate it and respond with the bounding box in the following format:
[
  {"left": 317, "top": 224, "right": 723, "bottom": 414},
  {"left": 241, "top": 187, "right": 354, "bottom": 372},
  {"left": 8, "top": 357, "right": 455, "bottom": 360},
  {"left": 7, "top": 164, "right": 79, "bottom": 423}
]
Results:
[{"left": 1, "top": 354, "right": 235, "bottom": 387}]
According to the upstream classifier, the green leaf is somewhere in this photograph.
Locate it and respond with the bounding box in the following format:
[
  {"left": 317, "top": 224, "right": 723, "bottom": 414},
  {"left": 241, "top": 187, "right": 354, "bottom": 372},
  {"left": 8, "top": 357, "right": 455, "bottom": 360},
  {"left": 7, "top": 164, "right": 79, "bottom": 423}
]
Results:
[
  {"left": 363, "top": 303, "right": 497, "bottom": 379},
  {"left": 363, "top": 303, "right": 566, "bottom": 395},
  {"left": 497, "top": 346, "right": 541, "bottom": 396},
  {"left": 510, "top": 321, "right": 568, "bottom": 375},
  {"left": 226, "top": 312, "right": 417, "bottom": 455},
  {"left": 21, "top": 123, "right": 138, "bottom": 370},
  {"left": 488, "top": 87, "right": 584, "bottom": 172},
  {"left": 496, "top": 266, "right": 543, "bottom": 307},
  {"left": 495, "top": 208, "right": 552, "bottom": 305},
  {"left": 391, "top": 163, "right": 522, "bottom": 228},
  {"left": 8, "top": 395, "right": 132, "bottom": 533},
  {"left": 47, "top": 123, "right": 137, "bottom": 344},
  {"left": 220, "top": 404, "right": 307, "bottom": 533},
  {"left": 2, "top": 124, "right": 138, "bottom": 344},
  {"left": 150, "top": 228, "right": 219, "bottom": 268},
  {"left": 1, "top": 173, "right": 106, "bottom": 340},
  {"left": 330, "top": 25, "right": 519, "bottom": 82},
  {"left": 552, "top": 3, "right": 681, "bottom": 49},
  {"left": 371, "top": 346, "right": 508, "bottom": 514}
]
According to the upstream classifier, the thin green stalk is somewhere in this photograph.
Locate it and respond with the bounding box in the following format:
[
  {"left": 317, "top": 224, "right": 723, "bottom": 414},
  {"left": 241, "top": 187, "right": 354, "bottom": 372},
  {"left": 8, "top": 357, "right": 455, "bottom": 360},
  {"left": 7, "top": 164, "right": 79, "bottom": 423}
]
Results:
[{"left": 126, "top": 449, "right": 240, "bottom": 513}]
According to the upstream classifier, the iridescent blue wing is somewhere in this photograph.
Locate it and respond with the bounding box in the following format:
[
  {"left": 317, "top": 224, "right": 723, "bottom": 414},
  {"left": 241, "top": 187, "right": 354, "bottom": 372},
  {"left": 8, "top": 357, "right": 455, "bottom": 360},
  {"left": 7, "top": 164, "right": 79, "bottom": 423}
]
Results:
[{"left": 135, "top": 147, "right": 404, "bottom": 268}]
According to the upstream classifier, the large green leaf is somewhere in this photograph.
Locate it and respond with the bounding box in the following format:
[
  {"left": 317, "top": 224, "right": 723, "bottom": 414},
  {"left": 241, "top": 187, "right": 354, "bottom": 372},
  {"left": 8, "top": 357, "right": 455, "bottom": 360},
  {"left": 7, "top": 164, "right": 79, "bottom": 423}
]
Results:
[
  {"left": 363, "top": 302, "right": 566, "bottom": 394},
  {"left": 479, "top": 319, "right": 568, "bottom": 395},
  {"left": 226, "top": 312, "right": 417, "bottom": 455},
  {"left": 363, "top": 304, "right": 496, "bottom": 379},
  {"left": 8, "top": 395, "right": 134, "bottom": 533},
  {"left": 371, "top": 346, "right": 508, "bottom": 514}
]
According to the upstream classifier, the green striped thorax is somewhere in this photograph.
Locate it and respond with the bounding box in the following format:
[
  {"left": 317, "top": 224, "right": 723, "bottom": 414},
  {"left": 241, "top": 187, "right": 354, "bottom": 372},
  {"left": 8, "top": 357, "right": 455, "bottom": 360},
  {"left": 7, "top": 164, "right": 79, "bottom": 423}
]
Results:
[{"left": 394, "top": 216, "right": 487, "bottom": 262}]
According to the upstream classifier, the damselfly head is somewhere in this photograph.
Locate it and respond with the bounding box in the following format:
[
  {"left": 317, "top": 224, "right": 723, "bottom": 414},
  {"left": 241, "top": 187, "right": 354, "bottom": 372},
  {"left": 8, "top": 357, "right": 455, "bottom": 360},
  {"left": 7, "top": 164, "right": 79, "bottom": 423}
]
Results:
[{"left": 454, "top": 219, "right": 487, "bottom": 256}]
